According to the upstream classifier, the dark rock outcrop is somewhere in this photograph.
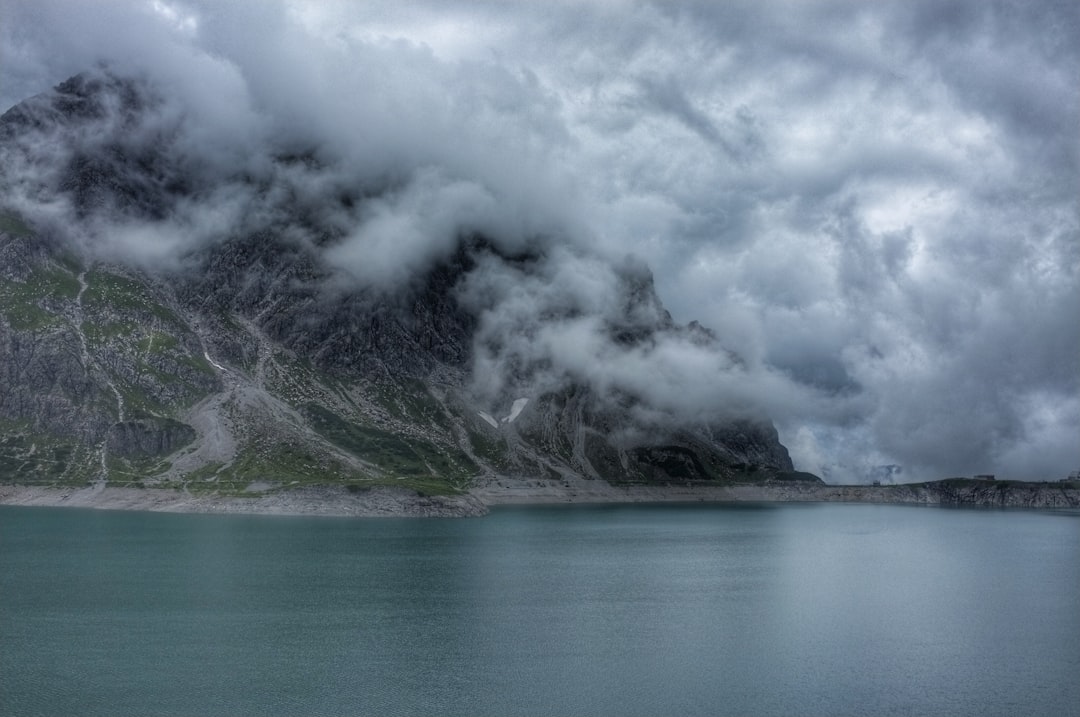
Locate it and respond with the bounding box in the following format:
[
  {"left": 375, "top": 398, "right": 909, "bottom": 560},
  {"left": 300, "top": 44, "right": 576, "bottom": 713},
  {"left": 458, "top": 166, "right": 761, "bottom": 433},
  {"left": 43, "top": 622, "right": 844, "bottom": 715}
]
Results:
[{"left": 107, "top": 418, "right": 196, "bottom": 458}]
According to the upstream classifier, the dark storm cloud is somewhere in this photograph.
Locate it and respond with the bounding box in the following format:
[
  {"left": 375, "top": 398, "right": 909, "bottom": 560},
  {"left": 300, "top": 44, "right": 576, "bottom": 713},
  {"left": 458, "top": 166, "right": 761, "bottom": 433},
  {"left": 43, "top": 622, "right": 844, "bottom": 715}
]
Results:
[{"left": 1, "top": 0, "right": 1076, "bottom": 481}]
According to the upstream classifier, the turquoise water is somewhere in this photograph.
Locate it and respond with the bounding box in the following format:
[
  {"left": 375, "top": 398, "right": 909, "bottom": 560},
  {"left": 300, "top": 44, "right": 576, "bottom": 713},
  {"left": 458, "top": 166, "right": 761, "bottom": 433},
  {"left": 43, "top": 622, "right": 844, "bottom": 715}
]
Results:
[{"left": 1, "top": 503, "right": 1078, "bottom": 716}]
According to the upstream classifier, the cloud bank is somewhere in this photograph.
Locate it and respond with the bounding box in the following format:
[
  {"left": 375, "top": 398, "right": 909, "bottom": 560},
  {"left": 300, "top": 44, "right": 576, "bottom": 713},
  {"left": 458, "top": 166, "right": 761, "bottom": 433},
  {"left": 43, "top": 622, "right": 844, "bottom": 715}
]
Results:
[{"left": 1, "top": 0, "right": 1077, "bottom": 482}]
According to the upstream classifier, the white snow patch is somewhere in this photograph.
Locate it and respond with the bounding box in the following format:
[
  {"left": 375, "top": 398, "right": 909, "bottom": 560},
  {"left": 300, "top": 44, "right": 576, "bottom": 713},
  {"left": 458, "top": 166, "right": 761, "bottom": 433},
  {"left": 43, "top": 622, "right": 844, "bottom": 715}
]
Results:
[
  {"left": 478, "top": 411, "right": 499, "bottom": 429},
  {"left": 204, "top": 351, "right": 227, "bottom": 372},
  {"left": 504, "top": 397, "right": 529, "bottom": 423}
]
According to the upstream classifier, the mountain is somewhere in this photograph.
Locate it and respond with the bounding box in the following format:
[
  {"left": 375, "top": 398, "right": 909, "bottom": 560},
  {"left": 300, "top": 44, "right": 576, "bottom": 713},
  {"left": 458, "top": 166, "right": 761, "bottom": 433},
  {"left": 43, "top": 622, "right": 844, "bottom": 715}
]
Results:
[{"left": 0, "top": 71, "right": 813, "bottom": 501}]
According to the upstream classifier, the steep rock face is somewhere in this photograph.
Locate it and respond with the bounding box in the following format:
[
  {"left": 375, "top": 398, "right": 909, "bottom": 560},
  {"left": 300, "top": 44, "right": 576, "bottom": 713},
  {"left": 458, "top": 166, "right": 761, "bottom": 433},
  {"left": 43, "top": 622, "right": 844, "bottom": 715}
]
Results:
[
  {"left": 179, "top": 231, "right": 478, "bottom": 377},
  {"left": 0, "top": 71, "right": 808, "bottom": 494},
  {"left": 0, "top": 230, "right": 219, "bottom": 482},
  {"left": 0, "top": 73, "right": 182, "bottom": 220},
  {"left": 107, "top": 418, "right": 197, "bottom": 459}
]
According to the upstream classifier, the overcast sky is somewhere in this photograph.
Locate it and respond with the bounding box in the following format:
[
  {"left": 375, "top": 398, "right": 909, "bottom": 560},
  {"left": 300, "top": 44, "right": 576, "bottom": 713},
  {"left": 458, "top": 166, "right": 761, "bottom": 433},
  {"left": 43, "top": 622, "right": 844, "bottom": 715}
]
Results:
[{"left": 2, "top": 0, "right": 1077, "bottom": 482}]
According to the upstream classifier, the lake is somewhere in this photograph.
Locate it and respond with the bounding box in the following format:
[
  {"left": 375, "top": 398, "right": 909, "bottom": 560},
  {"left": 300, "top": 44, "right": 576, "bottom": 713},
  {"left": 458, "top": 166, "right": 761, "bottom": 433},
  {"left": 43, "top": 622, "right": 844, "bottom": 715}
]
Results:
[{"left": 1, "top": 502, "right": 1078, "bottom": 716}]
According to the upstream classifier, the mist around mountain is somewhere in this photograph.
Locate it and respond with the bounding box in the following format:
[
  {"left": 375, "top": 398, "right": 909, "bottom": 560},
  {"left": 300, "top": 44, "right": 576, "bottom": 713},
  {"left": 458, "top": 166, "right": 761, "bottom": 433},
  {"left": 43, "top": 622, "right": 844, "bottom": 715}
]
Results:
[{"left": 0, "top": 71, "right": 812, "bottom": 498}]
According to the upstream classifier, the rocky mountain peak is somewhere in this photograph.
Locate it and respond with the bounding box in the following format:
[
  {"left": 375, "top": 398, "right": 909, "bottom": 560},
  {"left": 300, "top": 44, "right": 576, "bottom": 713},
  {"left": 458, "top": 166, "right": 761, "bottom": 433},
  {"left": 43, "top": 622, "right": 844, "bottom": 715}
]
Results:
[{"left": 0, "top": 71, "right": 810, "bottom": 496}]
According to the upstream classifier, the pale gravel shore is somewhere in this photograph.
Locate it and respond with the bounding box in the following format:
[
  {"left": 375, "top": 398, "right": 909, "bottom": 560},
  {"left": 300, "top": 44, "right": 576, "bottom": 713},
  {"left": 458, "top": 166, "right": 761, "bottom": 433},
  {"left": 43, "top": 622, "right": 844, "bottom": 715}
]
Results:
[
  {"left": 467, "top": 473, "right": 928, "bottom": 506},
  {"left": 0, "top": 479, "right": 860, "bottom": 518},
  {"left": 471, "top": 478, "right": 1080, "bottom": 509},
  {"left": 0, "top": 484, "right": 488, "bottom": 518},
  {"left": 2, "top": 476, "right": 1077, "bottom": 518}
]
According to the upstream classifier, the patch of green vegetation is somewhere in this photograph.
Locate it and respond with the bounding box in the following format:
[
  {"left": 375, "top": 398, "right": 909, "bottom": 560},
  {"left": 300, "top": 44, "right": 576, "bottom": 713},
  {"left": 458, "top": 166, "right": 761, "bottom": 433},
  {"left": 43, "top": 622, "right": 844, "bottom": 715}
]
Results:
[
  {"left": 0, "top": 300, "right": 61, "bottom": 330},
  {"left": 0, "top": 212, "right": 34, "bottom": 237},
  {"left": 178, "top": 444, "right": 468, "bottom": 498},
  {"left": 83, "top": 320, "right": 140, "bottom": 343},
  {"left": 466, "top": 427, "right": 510, "bottom": 469},
  {"left": 105, "top": 452, "right": 171, "bottom": 483},
  {"left": 396, "top": 378, "right": 451, "bottom": 430},
  {"left": 77, "top": 321, "right": 214, "bottom": 413},
  {"left": 370, "top": 383, "right": 406, "bottom": 420},
  {"left": 137, "top": 362, "right": 184, "bottom": 387},
  {"left": 212, "top": 442, "right": 354, "bottom": 488},
  {"left": 83, "top": 270, "right": 181, "bottom": 324},
  {"left": 0, "top": 423, "right": 99, "bottom": 486},
  {"left": 388, "top": 475, "right": 465, "bottom": 497},
  {"left": 116, "top": 382, "right": 170, "bottom": 418},
  {"left": 136, "top": 332, "right": 180, "bottom": 353},
  {"left": 0, "top": 267, "right": 80, "bottom": 330},
  {"left": 365, "top": 378, "right": 449, "bottom": 431},
  {"left": 180, "top": 353, "right": 216, "bottom": 376},
  {"left": 39, "top": 269, "right": 80, "bottom": 299},
  {"left": 303, "top": 403, "right": 477, "bottom": 486},
  {"left": 184, "top": 461, "right": 225, "bottom": 483}
]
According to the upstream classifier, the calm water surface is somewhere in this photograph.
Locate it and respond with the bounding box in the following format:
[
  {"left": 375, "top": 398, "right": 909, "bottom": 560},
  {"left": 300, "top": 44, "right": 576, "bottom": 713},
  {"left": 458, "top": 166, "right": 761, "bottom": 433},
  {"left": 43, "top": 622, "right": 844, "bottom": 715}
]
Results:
[{"left": 1, "top": 502, "right": 1078, "bottom": 716}]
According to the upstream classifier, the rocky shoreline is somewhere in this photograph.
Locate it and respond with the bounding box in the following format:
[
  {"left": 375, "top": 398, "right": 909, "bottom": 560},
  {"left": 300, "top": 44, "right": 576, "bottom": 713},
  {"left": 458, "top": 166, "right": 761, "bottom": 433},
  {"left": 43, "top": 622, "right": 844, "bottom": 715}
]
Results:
[
  {"left": 471, "top": 476, "right": 1080, "bottom": 510},
  {"left": 2, "top": 477, "right": 1078, "bottom": 518},
  {"left": 0, "top": 484, "right": 488, "bottom": 518}
]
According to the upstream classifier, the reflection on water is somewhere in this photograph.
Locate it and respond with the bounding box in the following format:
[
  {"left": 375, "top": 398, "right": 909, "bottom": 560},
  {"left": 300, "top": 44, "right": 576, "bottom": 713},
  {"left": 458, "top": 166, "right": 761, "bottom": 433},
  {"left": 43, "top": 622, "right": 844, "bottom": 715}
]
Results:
[{"left": 2, "top": 503, "right": 1078, "bottom": 716}]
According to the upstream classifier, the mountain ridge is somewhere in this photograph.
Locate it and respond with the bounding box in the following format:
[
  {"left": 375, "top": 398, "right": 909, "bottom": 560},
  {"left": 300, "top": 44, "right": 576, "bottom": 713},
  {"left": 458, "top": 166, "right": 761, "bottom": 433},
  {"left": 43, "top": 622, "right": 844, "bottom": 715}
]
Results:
[{"left": 0, "top": 70, "right": 811, "bottom": 501}]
